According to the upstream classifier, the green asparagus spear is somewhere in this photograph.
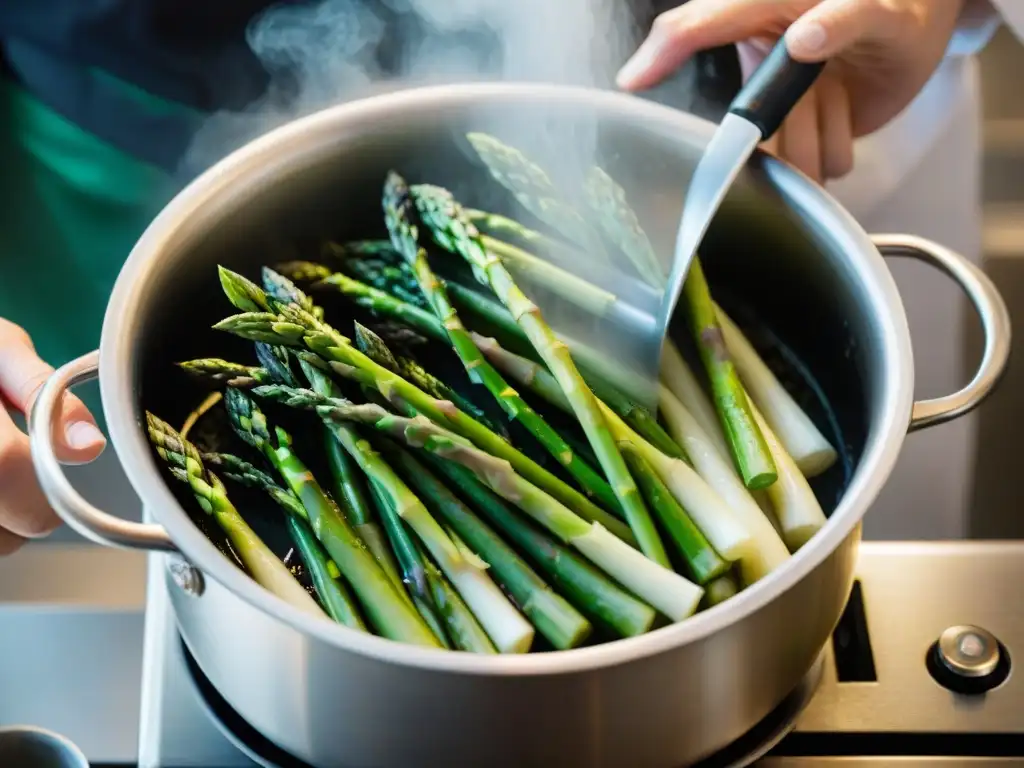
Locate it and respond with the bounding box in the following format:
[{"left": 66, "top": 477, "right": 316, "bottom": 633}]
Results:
[
  {"left": 203, "top": 451, "right": 367, "bottom": 628},
  {"left": 619, "top": 444, "right": 728, "bottom": 585},
  {"left": 145, "top": 412, "right": 323, "bottom": 617},
  {"left": 321, "top": 418, "right": 409, "bottom": 603},
  {"left": 464, "top": 132, "right": 607, "bottom": 259},
  {"left": 682, "top": 258, "right": 777, "bottom": 490},
  {"left": 384, "top": 171, "right": 621, "bottom": 513},
  {"left": 411, "top": 183, "right": 667, "bottom": 567},
  {"left": 263, "top": 263, "right": 324, "bottom": 321},
  {"left": 581, "top": 166, "right": 665, "bottom": 289},
  {"left": 447, "top": 282, "right": 688, "bottom": 460},
  {"left": 293, "top": 360, "right": 534, "bottom": 653},
  {"left": 217, "top": 265, "right": 271, "bottom": 313},
  {"left": 214, "top": 267, "right": 634, "bottom": 544},
  {"left": 254, "top": 336, "right": 409, "bottom": 600},
  {"left": 419, "top": 546, "right": 497, "bottom": 653},
  {"left": 419, "top": 453, "right": 656, "bottom": 638},
  {"left": 178, "top": 358, "right": 271, "bottom": 388},
  {"left": 249, "top": 384, "right": 703, "bottom": 622},
  {"left": 352, "top": 323, "right": 509, "bottom": 441},
  {"left": 364, "top": 476, "right": 453, "bottom": 649},
  {"left": 274, "top": 261, "right": 334, "bottom": 284},
  {"left": 383, "top": 442, "right": 593, "bottom": 650},
  {"left": 222, "top": 388, "right": 440, "bottom": 646}
]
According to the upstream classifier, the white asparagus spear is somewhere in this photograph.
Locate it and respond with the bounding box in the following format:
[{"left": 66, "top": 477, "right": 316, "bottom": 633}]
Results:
[
  {"left": 658, "top": 385, "right": 791, "bottom": 585},
  {"left": 713, "top": 305, "right": 838, "bottom": 477}
]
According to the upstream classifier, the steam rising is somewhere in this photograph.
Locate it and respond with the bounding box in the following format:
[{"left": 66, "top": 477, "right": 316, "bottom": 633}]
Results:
[{"left": 182, "top": 0, "right": 644, "bottom": 178}]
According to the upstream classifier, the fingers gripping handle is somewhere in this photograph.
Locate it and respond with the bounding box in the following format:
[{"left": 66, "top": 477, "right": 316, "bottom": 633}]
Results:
[
  {"left": 873, "top": 235, "right": 1012, "bottom": 432},
  {"left": 28, "top": 350, "right": 176, "bottom": 551},
  {"left": 729, "top": 38, "right": 825, "bottom": 139}
]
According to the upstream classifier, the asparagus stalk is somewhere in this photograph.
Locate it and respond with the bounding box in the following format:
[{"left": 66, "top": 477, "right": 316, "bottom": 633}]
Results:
[
  {"left": 597, "top": 403, "right": 751, "bottom": 563},
  {"left": 295, "top": 360, "right": 534, "bottom": 654},
  {"left": 252, "top": 337, "right": 410, "bottom": 602},
  {"left": 657, "top": 385, "right": 791, "bottom": 585},
  {"left": 749, "top": 403, "right": 828, "bottom": 552},
  {"left": 274, "top": 260, "right": 333, "bottom": 284},
  {"left": 323, "top": 427, "right": 409, "bottom": 604},
  {"left": 714, "top": 304, "right": 838, "bottom": 477},
  {"left": 660, "top": 346, "right": 778, "bottom": 521},
  {"left": 421, "top": 454, "right": 656, "bottom": 638},
  {"left": 384, "top": 443, "right": 593, "bottom": 650},
  {"left": 470, "top": 331, "right": 687, "bottom": 462},
  {"left": 384, "top": 172, "right": 620, "bottom": 513},
  {"left": 704, "top": 573, "right": 740, "bottom": 608},
  {"left": 618, "top": 444, "right": 728, "bottom": 585},
  {"left": 145, "top": 413, "right": 324, "bottom": 617},
  {"left": 412, "top": 183, "right": 667, "bottom": 567},
  {"left": 465, "top": 209, "right": 566, "bottom": 255},
  {"left": 178, "top": 358, "right": 271, "bottom": 389},
  {"left": 465, "top": 132, "right": 608, "bottom": 260},
  {"left": 310, "top": 262, "right": 681, "bottom": 460},
  {"left": 682, "top": 257, "right": 777, "bottom": 490},
  {"left": 582, "top": 165, "right": 665, "bottom": 289},
  {"left": 222, "top": 388, "right": 440, "bottom": 646},
  {"left": 209, "top": 450, "right": 365, "bottom": 627},
  {"left": 216, "top": 319, "right": 636, "bottom": 546},
  {"left": 417, "top": 542, "right": 497, "bottom": 653},
  {"left": 660, "top": 342, "right": 730, "bottom": 459},
  {"left": 251, "top": 385, "right": 703, "bottom": 622},
  {"left": 215, "top": 267, "right": 636, "bottom": 543},
  {"left": 363, "top": 476, "right": 453, "bottom": 649},
  {"left": 353, "top": 323, "right": 509, "bottom": 441},
  {"left": 481, "top": 235, "right": 617, "bottom": 317}
]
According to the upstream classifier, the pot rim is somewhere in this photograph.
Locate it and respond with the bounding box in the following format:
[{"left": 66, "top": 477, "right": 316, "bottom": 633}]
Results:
[{"left": 102, "top": 81, "right": 914, "bottom": 675}]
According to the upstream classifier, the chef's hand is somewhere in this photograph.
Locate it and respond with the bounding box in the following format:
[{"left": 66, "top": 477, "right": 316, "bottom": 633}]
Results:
[
  {"left": 616, "top": 0, "right": 966, "bottom": 183},
  {"left": 0, "top": 318, "right": 105, "bottom": 554}
]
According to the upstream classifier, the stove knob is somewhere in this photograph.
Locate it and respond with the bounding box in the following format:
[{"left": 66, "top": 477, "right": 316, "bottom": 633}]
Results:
[{"left": 927, "top": 625, "right": 1011, "bottom": 694}]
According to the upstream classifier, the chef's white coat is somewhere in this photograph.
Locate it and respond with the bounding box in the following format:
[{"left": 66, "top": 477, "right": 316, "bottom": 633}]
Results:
[{"left": 834, "top": 1, "right": 1021, "bottom": 539}]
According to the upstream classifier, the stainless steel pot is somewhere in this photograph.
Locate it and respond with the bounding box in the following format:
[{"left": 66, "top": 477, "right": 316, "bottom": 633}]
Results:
[{"left": 29, "top": 82, "right": 1010, "bottom": 768}]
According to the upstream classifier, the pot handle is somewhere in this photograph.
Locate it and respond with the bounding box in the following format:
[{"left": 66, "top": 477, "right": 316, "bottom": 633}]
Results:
[
  {"left": 28, "top": 350, "right": 178, "bottom": 551},
  {"left": 873, "top": 234, "right": 1011, "bottom": 432}
]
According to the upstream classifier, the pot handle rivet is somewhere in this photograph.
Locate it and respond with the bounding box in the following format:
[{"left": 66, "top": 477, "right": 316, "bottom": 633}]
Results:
[
  {"left": 168, "top": 558, "right": 206, "bottom": 597},
  {"left": 874, "top": 234, "right": 1012, "bottom": 432},
  {"left": 27, "top": 350, "right": 178, "bottom": 552}
]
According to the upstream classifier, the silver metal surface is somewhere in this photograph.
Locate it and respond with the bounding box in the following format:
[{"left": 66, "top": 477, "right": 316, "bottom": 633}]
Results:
[
  {"left": 792, "top": 541, "right": 1022, "bottom": 735},
  {"left": 168, "top": 558, "right": 206, "bottom": 598},
  {"left": 0, "top": 726, "right": 89, "bottom": 768},
  {"left": 25, "top": 82, "right": 1007, "bottom": 768},
  {"left": 652, "top": 113, "right": 764, "bottom": 406},
  {"left": 0, "top": 544, "right": 146, "bottom": 764},
  {"left": 137, "top": 542, "right": 1024, "bottom": 766},
  {"left": 937, "top": 624, "right": 1002, "bottom": 678},
  {"left": 873, "top": 234, "right": 1013, "bottom": 431},
  {"left": 27, "top": 350, "right": 176, "bottom": 552},
  {"left": 139, "top": 545, "right": 252, "bottom": 768}
]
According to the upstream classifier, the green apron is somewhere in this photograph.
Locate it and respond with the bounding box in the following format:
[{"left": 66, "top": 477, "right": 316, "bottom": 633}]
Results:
[{"left": 0, "top": 75, "right": 189, "bottom": 427}]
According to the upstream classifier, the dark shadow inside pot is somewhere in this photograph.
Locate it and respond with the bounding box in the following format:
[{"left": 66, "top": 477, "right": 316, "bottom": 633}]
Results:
[{"left": 131, "top": 92, "right": 871, "bottom": 638}]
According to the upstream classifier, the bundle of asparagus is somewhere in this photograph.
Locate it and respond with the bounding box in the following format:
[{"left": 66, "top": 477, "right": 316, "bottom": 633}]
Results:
[{"left": 150, "top": 133, "right": 837, "bottom": 654}]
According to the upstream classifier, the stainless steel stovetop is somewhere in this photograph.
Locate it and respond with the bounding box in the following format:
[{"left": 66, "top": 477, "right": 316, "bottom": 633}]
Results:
[{"left": 131, "top": 540, "right": 1024, "bottom": 767}]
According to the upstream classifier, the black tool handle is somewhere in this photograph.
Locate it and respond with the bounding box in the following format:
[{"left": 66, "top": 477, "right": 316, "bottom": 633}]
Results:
[{"left": 728, "top": 37, "right": 825, "bottom": 140}]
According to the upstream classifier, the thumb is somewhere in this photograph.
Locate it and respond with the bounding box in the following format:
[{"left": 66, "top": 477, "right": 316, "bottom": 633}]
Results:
[
  {"left": 0, "top": 320, "right": 106, "bottom": 464},
  {"left": 784, "top": 0, "right": 892, "bottom": 61}
]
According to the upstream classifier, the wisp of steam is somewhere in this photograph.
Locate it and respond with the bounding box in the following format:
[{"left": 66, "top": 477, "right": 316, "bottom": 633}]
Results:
[{"left": 181, "top": 0, "right": 650, "bottom": 177}]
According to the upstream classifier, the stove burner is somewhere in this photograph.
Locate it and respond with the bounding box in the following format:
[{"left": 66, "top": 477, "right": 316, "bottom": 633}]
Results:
[{"left": 180, "top": 635, "right": 824, "bottom": 768}]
